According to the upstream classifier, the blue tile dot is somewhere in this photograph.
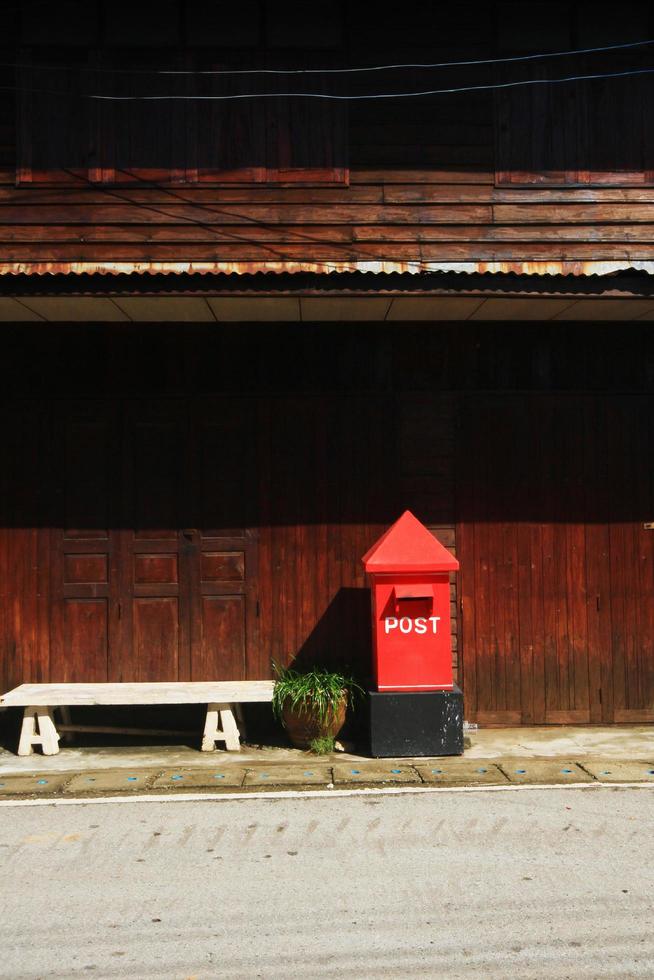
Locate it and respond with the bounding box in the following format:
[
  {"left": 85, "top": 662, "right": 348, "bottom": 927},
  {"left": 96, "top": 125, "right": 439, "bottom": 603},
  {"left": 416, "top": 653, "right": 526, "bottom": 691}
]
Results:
[
  {"left": 477, "top": 768, "right": 488, "bottom": 774},
  {"left": 260, "top": 773, "right": 269, "bottom": 779},
  {"left": 602, "top": 770, "right": 612, "bottom": 775},
  {"left": 214, "top": 774, "right": 225, "bottom": 780},
  {"left": 351, "top": 769, "right": 361, "bottom": 775},
  {"left": 303, "top": 771, "right": 315, "bottom": 777},
  {"left": 127, "top": 776, "right": 137, "bottom": 782},
  {"left": 562, "top": 769, "right": 573, "bottom": 774},
  {"left": 648, "top": 770, "right": 654, "bottom": 776},
  {"left": 432, "top": 769, "right": 442, "bottom": 774},
  {"left": 171, "top": 775, "right": 184, "bottom": 781},
  {"left": 390, "top": 769, "right": 402, "bottom": 774},
  {"left": 36, "top": 779, "right": 48, "bottom": 785},
  {"left": 516, "top": 769, "right": 526, "bottom": 774}
]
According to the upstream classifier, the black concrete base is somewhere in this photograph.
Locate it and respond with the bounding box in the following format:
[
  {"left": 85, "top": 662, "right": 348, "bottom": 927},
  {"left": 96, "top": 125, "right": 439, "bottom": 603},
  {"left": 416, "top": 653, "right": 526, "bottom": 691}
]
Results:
[{"left": 369, "top": 686, "right": 464, "bottom": 758}]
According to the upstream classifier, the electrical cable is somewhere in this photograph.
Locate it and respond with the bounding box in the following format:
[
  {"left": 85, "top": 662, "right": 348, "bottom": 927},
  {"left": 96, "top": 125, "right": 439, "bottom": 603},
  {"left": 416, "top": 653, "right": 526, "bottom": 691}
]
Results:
[
  {"left": 86, "top": 66, "right": 654, "bottom": 100},
  {"left": 1, "top": 36, "right": 653, "bottom": 76},
  {"left": 3, "top": 65, "right": 654, "bottom": 101},
  {"left": 159, "top": 38, "right": 654, "bottom": 74}
]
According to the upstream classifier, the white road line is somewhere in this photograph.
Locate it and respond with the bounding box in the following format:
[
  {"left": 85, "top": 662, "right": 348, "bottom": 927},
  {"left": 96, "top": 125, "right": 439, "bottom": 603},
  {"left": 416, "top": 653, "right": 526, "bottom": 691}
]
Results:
[{"left": 0, "top": 781, "right": 652, "bottom": 807}]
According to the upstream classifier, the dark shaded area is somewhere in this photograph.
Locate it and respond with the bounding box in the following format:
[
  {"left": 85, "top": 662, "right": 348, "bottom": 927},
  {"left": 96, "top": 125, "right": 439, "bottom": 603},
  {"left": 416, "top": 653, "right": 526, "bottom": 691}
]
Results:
[
  {"left": 290, "top": 588, "right": 372, "bottom": 680},
  {"left": 7, "top": 1, "right": 654, "bottom": 179},
  {"left": 3, "top": 321, "right": 654, "bottom": 527}
]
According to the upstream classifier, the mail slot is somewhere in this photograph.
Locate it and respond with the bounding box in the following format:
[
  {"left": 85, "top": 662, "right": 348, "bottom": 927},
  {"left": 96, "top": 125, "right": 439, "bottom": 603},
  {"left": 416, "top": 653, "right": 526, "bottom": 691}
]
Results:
[{"left": 362, "top": 510, "right": 459, "bottom": 693}]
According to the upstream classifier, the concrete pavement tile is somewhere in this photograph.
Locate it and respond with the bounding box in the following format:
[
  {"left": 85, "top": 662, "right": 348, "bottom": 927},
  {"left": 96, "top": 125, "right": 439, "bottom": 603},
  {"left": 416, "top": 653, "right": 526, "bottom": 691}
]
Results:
[
  {"left": 242, "top": 766, "right": 333, "bottom": 786},
  {"left": 414, "top": 762, "right": 509, "bottom": 785},
  {"left": 152, "top": 768, "right": 246, "bottom": 789},
  {"left": 0, "top": 773, "right": 72, "bottom": 795},
  {"left": 332, "top": 763, "right": 421, "bottom": 784},
  {"left": 580, "top": 761, "right": 654, "bottom": 783},
  {"left": 499, "top": 761, "right": 593, "bottom": 784},
  {"left": 62, "top": 770, "right": 160, "bottom": 793}
]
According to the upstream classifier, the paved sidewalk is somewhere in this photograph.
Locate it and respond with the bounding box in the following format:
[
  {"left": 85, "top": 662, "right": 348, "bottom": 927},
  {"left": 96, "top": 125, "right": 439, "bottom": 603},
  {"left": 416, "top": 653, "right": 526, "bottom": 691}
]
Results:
[{"left": 0, "top": 724, "right": 652, "bottom": 798}]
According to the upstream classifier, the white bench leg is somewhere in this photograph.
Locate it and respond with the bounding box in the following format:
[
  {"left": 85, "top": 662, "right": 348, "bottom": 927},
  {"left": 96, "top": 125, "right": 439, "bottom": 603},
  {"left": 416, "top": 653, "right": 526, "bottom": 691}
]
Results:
[
  {"left": 202, "top": 702, "right": 241, "bottom": 752},
  {"left": 18, "top": 707, "right": 60, "bottom": 756}
]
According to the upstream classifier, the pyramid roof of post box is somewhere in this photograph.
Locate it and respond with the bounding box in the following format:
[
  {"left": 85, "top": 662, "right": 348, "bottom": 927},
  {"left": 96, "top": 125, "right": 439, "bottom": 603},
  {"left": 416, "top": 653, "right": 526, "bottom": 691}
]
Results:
[{"left": 362, "top": 510, "right": 459, "bottom": 573}]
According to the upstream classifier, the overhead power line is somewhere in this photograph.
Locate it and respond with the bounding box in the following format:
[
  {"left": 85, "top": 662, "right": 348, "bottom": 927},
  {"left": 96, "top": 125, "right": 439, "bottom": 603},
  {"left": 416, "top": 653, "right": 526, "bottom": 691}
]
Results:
[
  {"left": 160, "top": 37, "right": 654, "bottom": 74},
  {"left": 83, "top": 66, "right": 654, "bottom": 100},
  {"left": 1, "top": 36, "right": 653, "bottom": 77}
]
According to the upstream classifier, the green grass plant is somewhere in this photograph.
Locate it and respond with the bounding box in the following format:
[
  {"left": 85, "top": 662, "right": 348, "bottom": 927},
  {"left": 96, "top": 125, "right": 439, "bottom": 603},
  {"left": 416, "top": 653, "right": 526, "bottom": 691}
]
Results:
[
  {"left": 309, "top": 735, "right": 336, "bottom": 755},
  {"left": 271, "top": 662, "right": 363, "bottom": 725}
]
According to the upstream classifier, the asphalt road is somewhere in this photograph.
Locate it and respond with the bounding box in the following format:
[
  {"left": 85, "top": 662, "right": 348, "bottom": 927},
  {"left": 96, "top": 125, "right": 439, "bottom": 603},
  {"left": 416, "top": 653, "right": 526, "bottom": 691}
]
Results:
[{"left": 1, "top": 787, "right": 653, "bottom": 979}]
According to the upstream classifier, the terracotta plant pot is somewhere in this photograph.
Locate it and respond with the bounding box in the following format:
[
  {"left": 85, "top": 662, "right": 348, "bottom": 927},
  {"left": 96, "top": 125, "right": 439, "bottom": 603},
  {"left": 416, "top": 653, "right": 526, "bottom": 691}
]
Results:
[{"left": 281, "top": 693, "right": 348, "bottom": 749}]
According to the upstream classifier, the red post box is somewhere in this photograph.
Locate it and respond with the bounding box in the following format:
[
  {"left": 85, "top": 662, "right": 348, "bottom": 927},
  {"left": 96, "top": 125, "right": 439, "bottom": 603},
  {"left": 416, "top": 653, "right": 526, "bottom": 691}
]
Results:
[{"left": 362, "top": 510, "right": 459, "bottom": 693}]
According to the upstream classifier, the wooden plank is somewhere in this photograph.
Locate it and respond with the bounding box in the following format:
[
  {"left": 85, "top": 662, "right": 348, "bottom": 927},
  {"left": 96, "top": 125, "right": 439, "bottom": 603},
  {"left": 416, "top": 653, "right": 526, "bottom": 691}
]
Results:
[
  {"left": 618, "top": 398, "right": 651, "bottom": 714},
  {"left": 494, "top": 204, "right": 654, "bottom": 224},
  {"left": 544, "top": 710, "right": 592, "bottom": 724},
  {"left": 564, "top": 398, "right": 591, "bottom": 720},
  {"left": 613, "top": 709, "right": 654, "bottom": 723},
  {"left": 473, "top": 397, "right": 495, "bottom": 720},
  {"left": 58, "top": 724, "right": 195, "bottom": 737},
  {"left": 1, "top": 681, "right": 274, "bottom": 706},
  {"left": 6, "top": 241, "right": 654, "bottom": 264},
  {"left": 607, "top": 401, "right": 629, "bottom": 718},
  {"left": 583, "top": 397, "right": 613, "bottom": 723},
  {"left": 0, "top": 225, "right": 356, "bottom": 243},
  {"left": 0, "top": 242, "right": 421, "bottom": 262},
  {"left": 0, "top": 185, "right": 385, "bottom": 205},
  {"left": 475, "top": 711, "right": 522, "bottom": 726},
  {"left": 387, "top": 185, "right": 654, "bottom": 204},
  {"left": 355, "top": 224, "right": 654, "bottom": 243},
  {"left": 514, "top": 396, "right": 535, "bottom": 725},
  {"left": 456, "top": 396, "right": 478, "bottom": 720},
  {"left": 350, "top": 169, "right": 495, "bottom": 184},
  {"left": 0, "top": 203, "right": 493, "bottom": 225}
]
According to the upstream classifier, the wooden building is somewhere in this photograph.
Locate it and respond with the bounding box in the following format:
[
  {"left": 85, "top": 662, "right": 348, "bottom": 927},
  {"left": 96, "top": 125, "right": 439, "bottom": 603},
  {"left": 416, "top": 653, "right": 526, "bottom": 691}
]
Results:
[{"left": 2, "top": 1, "right": 654, "bottom": 725}]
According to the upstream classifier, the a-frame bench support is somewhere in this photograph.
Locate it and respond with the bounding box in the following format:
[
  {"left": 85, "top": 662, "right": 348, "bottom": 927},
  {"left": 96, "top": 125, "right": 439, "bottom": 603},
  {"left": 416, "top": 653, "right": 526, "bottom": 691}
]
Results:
[
  {"left": 202, "top": 703, "right": 241, "bottom": 752},
  {"left": 18, "top": 706, "right": 60, "bottom": 756}
]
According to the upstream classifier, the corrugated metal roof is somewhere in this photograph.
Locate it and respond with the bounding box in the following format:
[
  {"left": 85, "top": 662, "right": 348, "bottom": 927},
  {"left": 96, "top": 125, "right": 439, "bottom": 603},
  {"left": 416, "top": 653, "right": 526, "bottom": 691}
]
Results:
[
  {"left": 2, "top": 260, "right": 654, "bottom": 279},
  {"left": 2, "top": 267, "right": 653, "bottom": 298}
]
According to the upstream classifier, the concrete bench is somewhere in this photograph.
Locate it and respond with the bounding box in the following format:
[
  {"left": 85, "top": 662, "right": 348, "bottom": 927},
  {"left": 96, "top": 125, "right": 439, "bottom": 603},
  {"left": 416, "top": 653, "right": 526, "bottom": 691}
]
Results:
[{"left": 0, "top": 682, "right": 274, "bottom": 756}]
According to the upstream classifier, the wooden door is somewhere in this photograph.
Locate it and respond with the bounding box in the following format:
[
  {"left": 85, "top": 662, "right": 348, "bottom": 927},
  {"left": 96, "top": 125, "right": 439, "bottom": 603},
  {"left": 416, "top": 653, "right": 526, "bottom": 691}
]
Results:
[
  {"left": 48, "top": 400, "right": 121, "bottom": 682},
  {"left": 48, "top": 396, "right": 259, "bottom": 683},
  {"left": 116, "top": 398, "right": 191, "bottom": 681},
  {"left": 186, "top": 398, "right": 259, "bottom": 681},
  {"left": 458, "top": 394, "right": 654, "bottom": 725}
]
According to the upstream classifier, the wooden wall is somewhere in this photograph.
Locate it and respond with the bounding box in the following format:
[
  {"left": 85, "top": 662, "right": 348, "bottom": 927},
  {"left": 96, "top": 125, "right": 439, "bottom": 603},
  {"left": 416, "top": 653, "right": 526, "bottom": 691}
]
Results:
[
  {"left": 0, "top": 322, "right": 459, "bottom": 696},
  {"left": 2, "top": 321, "right": 654, "bottom": 724}
]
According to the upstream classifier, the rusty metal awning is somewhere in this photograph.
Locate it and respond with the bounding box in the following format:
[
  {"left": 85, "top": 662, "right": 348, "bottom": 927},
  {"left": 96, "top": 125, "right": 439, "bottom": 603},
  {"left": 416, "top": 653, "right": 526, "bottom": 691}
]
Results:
[{"left": 1, "top": 269, "right": 654, "bottom": 322}]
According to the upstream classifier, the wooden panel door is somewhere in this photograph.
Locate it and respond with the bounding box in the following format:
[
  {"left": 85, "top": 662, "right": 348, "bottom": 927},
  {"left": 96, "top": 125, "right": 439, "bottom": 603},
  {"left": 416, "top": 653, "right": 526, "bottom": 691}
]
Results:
[
  {"left": 49, "top": 400, "right": 121, "bottom": 682},
  {"left": 48, "top": 396, "right": 260, "bottom": 684},
  {"left": 458, "top": 394, "right": 654, "bottom": 725},
  {"left": 116, "top": 397, "right": 260, "bottom": 683},
  {"left": 188, "top": 398, "right": 259, "bottom": 681},
  {"left": 116, "top": 399, "right": 191, "bottom": 682}
]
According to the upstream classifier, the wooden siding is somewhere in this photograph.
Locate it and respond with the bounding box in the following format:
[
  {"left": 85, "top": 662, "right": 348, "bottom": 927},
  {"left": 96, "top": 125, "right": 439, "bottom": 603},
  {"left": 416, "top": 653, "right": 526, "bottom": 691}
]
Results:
[
  {"left": 3, "top": 172, "right": 654, "bottom": 272},
  {"left": 2, "top": 322, "right": 654, "bottom": 724},
  {"left": 458, "top": 393, "right": 654, "bottom": 725}
]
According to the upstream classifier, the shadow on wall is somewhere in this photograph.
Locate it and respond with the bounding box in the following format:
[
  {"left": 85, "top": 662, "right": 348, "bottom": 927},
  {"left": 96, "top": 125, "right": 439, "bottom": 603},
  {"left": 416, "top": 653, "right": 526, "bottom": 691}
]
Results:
[
  {"left": 284, "top": 586, "right": 373, "bottom": 743},
  {"left": 290, "top": 587, "right": 372, "bottom": 679}
]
